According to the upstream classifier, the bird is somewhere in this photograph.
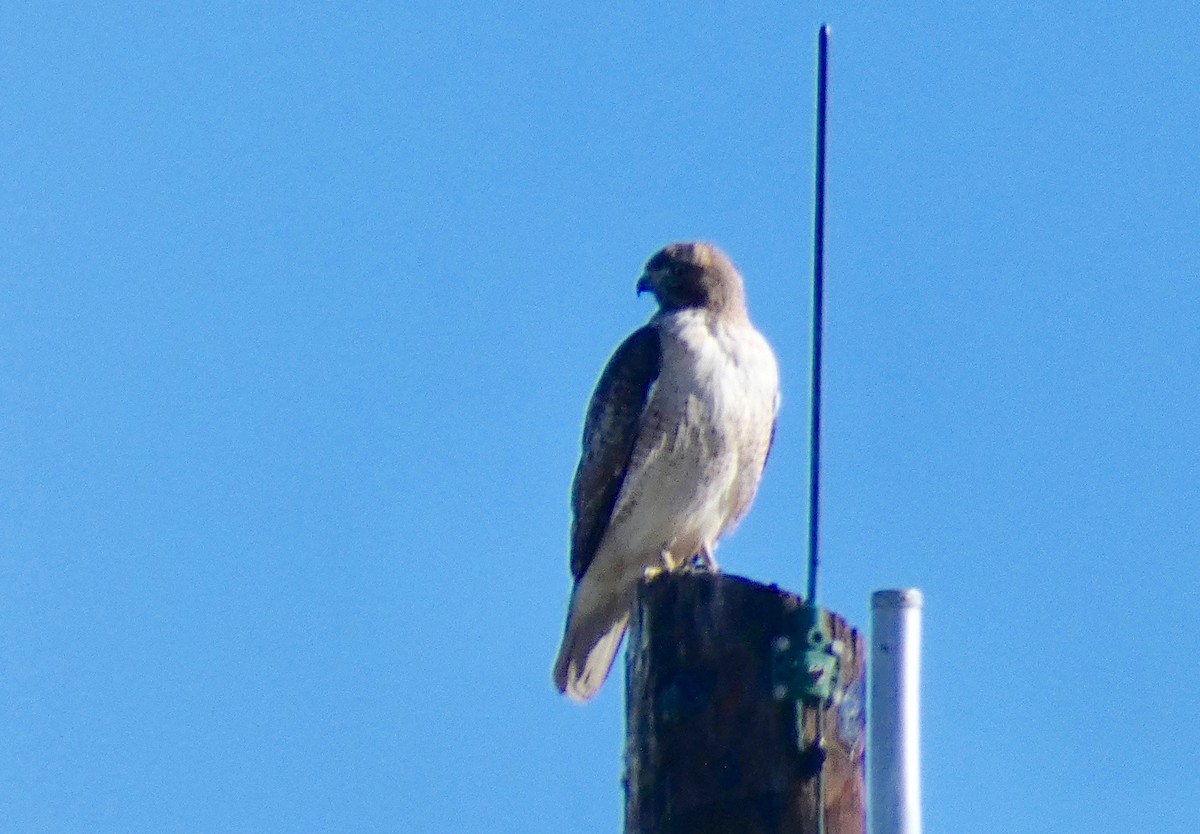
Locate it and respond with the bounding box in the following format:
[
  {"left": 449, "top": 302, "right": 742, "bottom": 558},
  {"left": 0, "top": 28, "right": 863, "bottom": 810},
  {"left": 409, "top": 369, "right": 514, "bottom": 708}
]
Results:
[{"left": 553, "top": 241, "right": 780, "bottom": 702}]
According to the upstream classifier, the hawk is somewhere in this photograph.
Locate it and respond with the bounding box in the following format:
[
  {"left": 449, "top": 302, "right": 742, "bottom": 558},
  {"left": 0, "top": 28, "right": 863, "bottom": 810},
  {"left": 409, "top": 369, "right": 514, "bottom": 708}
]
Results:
[{"left": 553, "top": 241, "right": 781, "bottom": 702}]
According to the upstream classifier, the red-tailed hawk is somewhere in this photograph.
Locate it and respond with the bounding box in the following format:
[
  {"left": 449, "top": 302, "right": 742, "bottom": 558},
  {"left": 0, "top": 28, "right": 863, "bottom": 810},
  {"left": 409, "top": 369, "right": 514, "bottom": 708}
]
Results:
[{"left": 553, "top": 241, "right": 781, "bottom": 702}]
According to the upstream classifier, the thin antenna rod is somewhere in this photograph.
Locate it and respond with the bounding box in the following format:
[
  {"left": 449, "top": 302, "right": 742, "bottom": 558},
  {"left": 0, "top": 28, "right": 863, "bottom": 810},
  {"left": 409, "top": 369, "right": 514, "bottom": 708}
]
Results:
[{"left": 806, "top": 24, "right": 830, "bottom": 604}]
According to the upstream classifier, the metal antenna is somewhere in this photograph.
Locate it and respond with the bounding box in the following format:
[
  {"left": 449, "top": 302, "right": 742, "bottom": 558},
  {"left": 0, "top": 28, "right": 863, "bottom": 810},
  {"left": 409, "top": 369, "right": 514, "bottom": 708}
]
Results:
[{"left": 806, "top": 24, "right": 830, "bottom": 605}]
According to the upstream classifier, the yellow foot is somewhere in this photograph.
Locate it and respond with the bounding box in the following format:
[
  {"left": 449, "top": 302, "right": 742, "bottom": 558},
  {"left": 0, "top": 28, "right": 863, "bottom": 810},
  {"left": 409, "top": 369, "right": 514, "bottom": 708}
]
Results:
[
  {"left": 645, "top": 549, "right": 686, "bottom": 580},
  {"left": 659, "top": 549, "right": 685, "bottom": 572}
]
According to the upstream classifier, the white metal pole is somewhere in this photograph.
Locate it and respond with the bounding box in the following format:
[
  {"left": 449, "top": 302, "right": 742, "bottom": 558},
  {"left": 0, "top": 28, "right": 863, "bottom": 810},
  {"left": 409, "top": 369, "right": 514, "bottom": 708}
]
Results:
[{"left": 869, "top": 588, "right": 924, "bottom": 834}]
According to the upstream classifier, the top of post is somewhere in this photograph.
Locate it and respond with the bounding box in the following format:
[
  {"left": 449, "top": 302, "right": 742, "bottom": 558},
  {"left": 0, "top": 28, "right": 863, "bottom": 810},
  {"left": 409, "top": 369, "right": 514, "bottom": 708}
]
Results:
[{"left": 871, "top": 588, "right": 924, "bottom": 610}]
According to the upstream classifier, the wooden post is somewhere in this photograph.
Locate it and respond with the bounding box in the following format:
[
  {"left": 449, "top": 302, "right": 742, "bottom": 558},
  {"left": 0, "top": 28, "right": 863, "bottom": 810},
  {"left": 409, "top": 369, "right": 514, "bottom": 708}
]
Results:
[{"left": 624, "top": 572, "right": 865, "bottom": 834}]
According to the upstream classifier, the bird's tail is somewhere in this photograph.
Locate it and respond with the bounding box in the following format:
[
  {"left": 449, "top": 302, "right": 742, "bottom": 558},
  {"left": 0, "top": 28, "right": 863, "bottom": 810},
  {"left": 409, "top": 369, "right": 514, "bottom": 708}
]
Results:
[{"left": 552, "top": 579, "right": 633, "bottom": 703}]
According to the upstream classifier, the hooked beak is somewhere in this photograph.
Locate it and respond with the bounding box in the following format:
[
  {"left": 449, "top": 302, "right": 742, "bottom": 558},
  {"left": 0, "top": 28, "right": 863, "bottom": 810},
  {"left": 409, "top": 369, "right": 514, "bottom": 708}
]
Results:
[{"left": 636, "top": 273, "right": 653, "bottom": 296}]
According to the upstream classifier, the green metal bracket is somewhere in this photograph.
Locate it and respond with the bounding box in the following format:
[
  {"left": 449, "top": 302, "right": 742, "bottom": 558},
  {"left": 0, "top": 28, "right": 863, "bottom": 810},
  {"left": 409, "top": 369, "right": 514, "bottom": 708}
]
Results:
[
  {"left": 771, "top": 603, "right": 844, "bottom": 775},
  {"left": 770, "top": 604, "right": 841, "bottom": 706}
]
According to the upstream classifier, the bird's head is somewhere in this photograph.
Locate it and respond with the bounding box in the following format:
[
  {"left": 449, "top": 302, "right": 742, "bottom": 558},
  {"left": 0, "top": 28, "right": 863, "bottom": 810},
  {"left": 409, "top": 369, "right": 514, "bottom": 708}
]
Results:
[{"left": 636, "top": 241, "right": 747, "bottom": 316}]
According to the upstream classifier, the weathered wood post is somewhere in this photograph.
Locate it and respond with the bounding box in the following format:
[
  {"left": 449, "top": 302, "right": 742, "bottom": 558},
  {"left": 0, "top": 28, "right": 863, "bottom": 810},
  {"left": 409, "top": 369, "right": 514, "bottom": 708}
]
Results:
[{"left": 624, "top": 572, "right": 865, "bottom": 834}]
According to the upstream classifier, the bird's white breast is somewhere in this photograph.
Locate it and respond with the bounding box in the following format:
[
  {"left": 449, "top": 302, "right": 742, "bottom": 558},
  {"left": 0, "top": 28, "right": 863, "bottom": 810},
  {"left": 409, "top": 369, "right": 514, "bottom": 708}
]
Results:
[{"left": 599, "top": 308, "right": 780, "bottom": 581}]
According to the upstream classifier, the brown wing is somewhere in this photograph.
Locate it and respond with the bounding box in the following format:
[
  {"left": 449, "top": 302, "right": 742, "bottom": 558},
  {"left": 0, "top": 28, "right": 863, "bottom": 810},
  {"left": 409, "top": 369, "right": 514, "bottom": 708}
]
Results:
[{"left": 569, "top": 325, "right": 661, "bottom": 580}]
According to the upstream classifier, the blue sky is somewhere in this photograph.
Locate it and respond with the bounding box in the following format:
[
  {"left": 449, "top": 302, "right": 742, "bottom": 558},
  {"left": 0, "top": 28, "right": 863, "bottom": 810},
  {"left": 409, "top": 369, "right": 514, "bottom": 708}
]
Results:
[{"left": 3, "top": 3, "right": 1198, "bottom": 832}]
